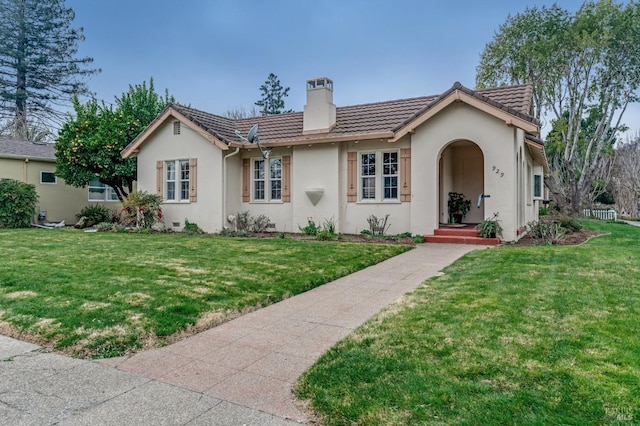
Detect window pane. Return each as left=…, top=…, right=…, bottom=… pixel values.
left=361, top=153, right=375, bottom=176
left=534, top=175, right=542, bottom=198
left=167, top=182, right=175, bottom=200
left=180, top=181, right=189, bottom=200
left=384, top=176, right=398, bottom=199
left=41, top=171, right=56, bottom=184
left=271, top=180, right=281, bottom=200
left=180, top=160, right=190, bottom=180
left=362, top=176, right=376, bottom=199
left=166, top=162, right=175, bottom=180
left=254, top=160, right=264, bottom=179
left=383, top=152, right=398, bottom=175
left=254, top=180, right=265, bottom=200
left=88, top=187, right=106, bottom=201
left=270, top=158, right=281, bottom=179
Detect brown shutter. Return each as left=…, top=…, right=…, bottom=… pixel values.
left=400, top=148, right=411, bottom=202
left=156, top=160, right=163, bottom=197
left=242, top=158, right=250, bottom=202
left=347, top=151, right=357, bottom=202
left=282, top=155, right=291, bottom=202
left=189, top=158, right=197, bottom=202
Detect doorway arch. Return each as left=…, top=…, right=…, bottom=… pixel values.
left=438, top=140, right=485, bottom=224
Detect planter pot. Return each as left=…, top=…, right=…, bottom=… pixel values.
left=452, top=213, right=463, bottom=224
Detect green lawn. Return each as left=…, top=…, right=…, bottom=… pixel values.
left=0, top=229, right=410, bottom=358
left=297, top=220, right=640, bottom=425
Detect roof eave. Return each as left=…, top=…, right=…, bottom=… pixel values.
left=121, top=106, right=228, bottom=158
left=0, top=153, right=55, bottom=162
left=389, top=88, right=539, bottom=142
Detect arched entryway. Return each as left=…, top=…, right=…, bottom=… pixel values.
left=438, top=140, right=485, bottom=225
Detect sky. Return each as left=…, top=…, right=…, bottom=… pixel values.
left=65, top=0, right=639, bottom=137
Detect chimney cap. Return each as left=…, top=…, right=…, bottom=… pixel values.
left=307, top=77, right=333, bottom=91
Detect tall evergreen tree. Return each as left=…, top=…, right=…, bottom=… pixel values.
left=0, top=0, right=98, bottom=139
left=255, top=73, right=292, bottom=115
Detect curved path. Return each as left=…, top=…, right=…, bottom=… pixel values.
left=0, top=243, right=481, bottom=425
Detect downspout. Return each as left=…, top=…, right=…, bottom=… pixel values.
left=222, top=146, right=241, bottom=230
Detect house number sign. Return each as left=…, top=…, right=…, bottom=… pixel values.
left=492, top=165, right=504, bottom=178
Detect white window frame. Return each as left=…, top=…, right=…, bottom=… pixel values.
left=40, top=171, right=57, bottom=185
left=359, top=150, right=400, bottom=202
left=533, top=173, right=544, bottom=200
left=88, top=177, right=118, bottom=202
left=165, top=160, right=189, bottom=202
left=252, top=157, right=282, bottom=202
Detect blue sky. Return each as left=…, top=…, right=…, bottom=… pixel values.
left=66, top=0, right=639, bottom=136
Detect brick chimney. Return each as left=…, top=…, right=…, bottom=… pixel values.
left=303, top=77, right=336, bottom=135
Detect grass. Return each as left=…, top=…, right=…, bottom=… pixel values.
left=297, top=220, right=640, bottom=425
left=0, top=229, right=410, bottom=358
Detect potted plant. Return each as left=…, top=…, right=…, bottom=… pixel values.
left=476, top=212, right=503, bottom=238
left=448, top=192, right=471, bottom=224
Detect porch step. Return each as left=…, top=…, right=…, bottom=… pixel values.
left=426, top=226, right=500, bottom=245
left=434, top=228, right=479, bottom=237
left=424, top=235, right=500, bottom=245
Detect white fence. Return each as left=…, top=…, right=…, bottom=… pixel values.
left=583, top=208, right=617, bottom=221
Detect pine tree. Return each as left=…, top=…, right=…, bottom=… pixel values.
left=0, top=0, right=98, bottom=139
left=255, top=73, right=292, bottom=115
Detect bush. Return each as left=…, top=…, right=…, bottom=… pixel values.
left=557, top=215, right=582, bottom=232
left=223, top=211, right=272, bottom=236
left=121, top=191, right=162, bottom=229
left=367, top=214, right=390, bottom=236
left=77, top=204, right=110, bottom=227
left=300, top=218, right=320, bottom=236
left=528, top=219, right=565, bottom=245
left=0, top=178, right=38, bottom=228
left=183, top=219, right=204, bottom=235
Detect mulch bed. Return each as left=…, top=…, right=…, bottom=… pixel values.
left=512, top=229, right=606, bottom=246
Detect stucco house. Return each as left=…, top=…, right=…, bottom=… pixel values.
left=0, top=137, right=99, bottom=224
left=122, top=78, right=547, bottom=242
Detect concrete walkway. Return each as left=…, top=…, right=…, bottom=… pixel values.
left=0, top=243, right=481, bottom=425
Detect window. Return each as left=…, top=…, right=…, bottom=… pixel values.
left=361, top=153, right=376, bottom=199
left=40, top=171, right=57, bottom=184
left=88, top=177, right=118, bottom=201
left=534, top=174, right=543, bottom=199
left=359, top=151, right=399, bottom=201
left=253, top=157, right=282, bottom=201
left=173, top=121, right=181, bottom=135
left=382, top=152, right=398, bottom=199
left=165, top=160, right=189, bottom=201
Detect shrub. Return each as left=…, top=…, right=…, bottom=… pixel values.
left=528, top=219, right=565, bottom=245
left=224, top=211, right=272, bottom=236
left=300, top=218, right=320, bottom=236
left=121, top=191, right=162, bottom=229
left=96, top=222, right=128, bottom=233
left=183, top=219, right=204, bottom=235
left=0, top=178, right=38, bottom=228
left=557, top=215, right=582, bottom=233
left=250, top=214, right=271, bottom=233
left=77, top=204, right=110, bottom=227
left=413, top=235, right=425, bottom=244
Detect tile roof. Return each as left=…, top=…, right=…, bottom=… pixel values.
left=0, top=137, right=55, bottom=160
left=126, top=81, right=537, bottom=154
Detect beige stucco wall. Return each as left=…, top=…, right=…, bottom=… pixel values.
left=0, top=157, right=91, bottom=224
left=411, top=102, right=536, bottom=241
left=136, top=119, right=225, bottom=232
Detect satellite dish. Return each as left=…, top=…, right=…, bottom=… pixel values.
left=247, top=124, right=259, bottom=143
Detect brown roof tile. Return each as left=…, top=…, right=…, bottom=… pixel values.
left=0, top=137, right=55, bottom=160
left=154, top=82, right=536, bottom=148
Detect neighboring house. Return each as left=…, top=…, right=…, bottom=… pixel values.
left=0, top=137, right=104, bottom=224
left=122, top=78, right=548, bottom=242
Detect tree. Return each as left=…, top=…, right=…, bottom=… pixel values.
left=476, top=0, right=640, bottom=214
left=255, top=73, right=292, bottom=115
left=611, top=134, right=640, bottom=217
left=55, top=79, right=173, bottom=201
left=223, top=105, right=259, bottom=119
left=0, top=0, right=98, bottom=138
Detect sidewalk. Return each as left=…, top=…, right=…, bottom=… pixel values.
left=0, top=243, right=481, bottom=425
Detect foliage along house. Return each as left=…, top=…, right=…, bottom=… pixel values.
left=0, top=137, right=94, bottom=224
left=122, top=78, right=548, bottom=242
